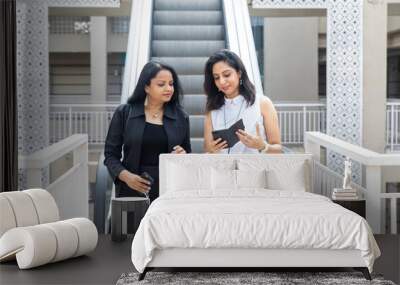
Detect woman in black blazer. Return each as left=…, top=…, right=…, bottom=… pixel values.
left=104, top=61, right=191, bottom=202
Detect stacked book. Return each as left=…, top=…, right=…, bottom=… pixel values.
left=332, top=188, right=359, bottom=200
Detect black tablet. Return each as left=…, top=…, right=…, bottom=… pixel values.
left=212, top=119, right=245, bottom=148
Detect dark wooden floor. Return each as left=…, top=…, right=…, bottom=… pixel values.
left=0, top=235, right=134, bottom=285
left=0, top=235, right=398, bottom=285
left=374, top=235, right=400, bottom=284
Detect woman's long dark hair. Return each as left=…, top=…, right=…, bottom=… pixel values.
left=127, top=61, right=183, bottom=106
left=204, top=49, right=256, bottom=112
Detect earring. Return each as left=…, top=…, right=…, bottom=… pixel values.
left=240, top=79, right=243, bottom=85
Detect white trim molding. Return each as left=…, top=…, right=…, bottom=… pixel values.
left=305, top=132, right=400, bottom=234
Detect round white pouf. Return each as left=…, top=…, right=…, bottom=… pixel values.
left=0, top=196, right=17, bottom=237
left=0, top=226, right=57, bottom=269
left=0, top=218, right=98, bottom=269
left=24, top=189, right=59, bottom=223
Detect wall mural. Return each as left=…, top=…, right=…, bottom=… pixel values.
left=253, top=0, right=363, bottom=182
left=16, top=0, right=363, bottom=187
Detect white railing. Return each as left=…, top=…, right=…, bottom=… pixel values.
left=387, top=101, right=400, bottom=152
left=305, top=131, right=400, bottom=234
left=275, top=101, right=400, bottom=149
left=50, top=104, right=118, bottom=145
left=312, top=159, right=366, bottom=199
left=275, top=103, right=327, bottom=145
left=19, top=134, right=89, bottom=219
left=50, top=102, right=327, bottom=145
left=49, top=102, right=399, bottom=152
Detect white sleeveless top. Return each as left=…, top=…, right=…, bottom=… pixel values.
left=211, top=94, right=267, bottom=154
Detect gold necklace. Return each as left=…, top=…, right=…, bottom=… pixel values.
left=146, top=106, right=163, bottom=119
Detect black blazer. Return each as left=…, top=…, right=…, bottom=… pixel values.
left=104, top=102, right=191, bottom=191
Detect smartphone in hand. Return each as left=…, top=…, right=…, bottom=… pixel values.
left=140, top=172, right=154, bottom=203
left=140, top=172, right=154, bottom=185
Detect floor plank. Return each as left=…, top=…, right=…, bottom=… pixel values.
left=374, top=234, right=400, bottom=284
left=0, top=234, right=398, bottom=285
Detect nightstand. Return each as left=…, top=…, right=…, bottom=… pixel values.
left=332, top=199, right=366, bottom=218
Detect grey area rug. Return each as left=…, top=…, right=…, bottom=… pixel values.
left=116, top=271, right=396, bottom=285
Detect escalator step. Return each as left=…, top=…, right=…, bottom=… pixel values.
left=153, top=25, right=224, bottom=41
left=189, top=115, right=205, bottom=138
left=152, top=40, right=225, bottom=57
left=153, top=11, right=223, bottom=25
left=151, top=57, right=208, bottom=75
left=181, top=94, right=207, bottom=115
left=154, top=0, right=221, bottom=11
left=190, top=137, right=205, bottom=153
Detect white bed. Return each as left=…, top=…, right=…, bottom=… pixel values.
left=131, top=154, right=380, bottom=280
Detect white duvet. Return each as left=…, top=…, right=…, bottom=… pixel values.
left=131, top=190, right=380, bottom=273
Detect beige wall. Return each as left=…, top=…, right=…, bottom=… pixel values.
left=388, top=16, right=400, bottom=31
left=362, top=1, right=388, bottom=153
left=263, top=18, right=319, bottom=102
left=107, top=23, right=128, bottom=52
left=90, top=16, right=107, bottom=103
left=49, top=34, right=128, bottom=53
left=49, top=34, right=90, bottom=52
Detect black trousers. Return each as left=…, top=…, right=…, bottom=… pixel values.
left=115, top=165, right=159, bottom=233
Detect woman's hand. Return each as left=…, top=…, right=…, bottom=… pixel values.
left=171, top=145, right=186, bottom=154
left=207, top=138, right=228, bottom=153
left=203, top=112, right=228, bottom=153
left=236, top=123, right=265, bottom=150
left=118, top=170, right=151, bottom=193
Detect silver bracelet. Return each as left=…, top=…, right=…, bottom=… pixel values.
left=258, top=141, right=269, bottom=153
left=143, top=191, right=150, bottom=205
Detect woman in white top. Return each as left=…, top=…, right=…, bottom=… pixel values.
left=203, top=50, right=282, bottom=154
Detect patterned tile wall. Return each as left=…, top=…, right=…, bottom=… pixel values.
left=16, top=0, right=50, bottom=189
left=253, top=0, right=363, bottom=182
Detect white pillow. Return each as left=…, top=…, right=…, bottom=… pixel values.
left=211, top=169, right=268, bottom=191
left=237, top=158, right=310, bottom=192
left=166, top=160, right=236, bottom=192
left=167, top=163, right=211, bottom=191
left=211, top=168, right=236, bottom=190
left=236, top=169, right=268, bottom=189
left=267, top=167, right=306, bottom=191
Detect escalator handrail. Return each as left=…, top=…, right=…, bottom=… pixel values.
left=121, top=0, right=154, bottom=103
left=94, top=153, right=113, bottom=233
left=222, top=0, right=263, bottom=95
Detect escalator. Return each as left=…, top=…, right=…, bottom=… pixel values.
left=151, top=0, right=226, bottom=153
left=95, top=0, right=262, bottom=231
left=121, top=0, right=262, bottom=152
